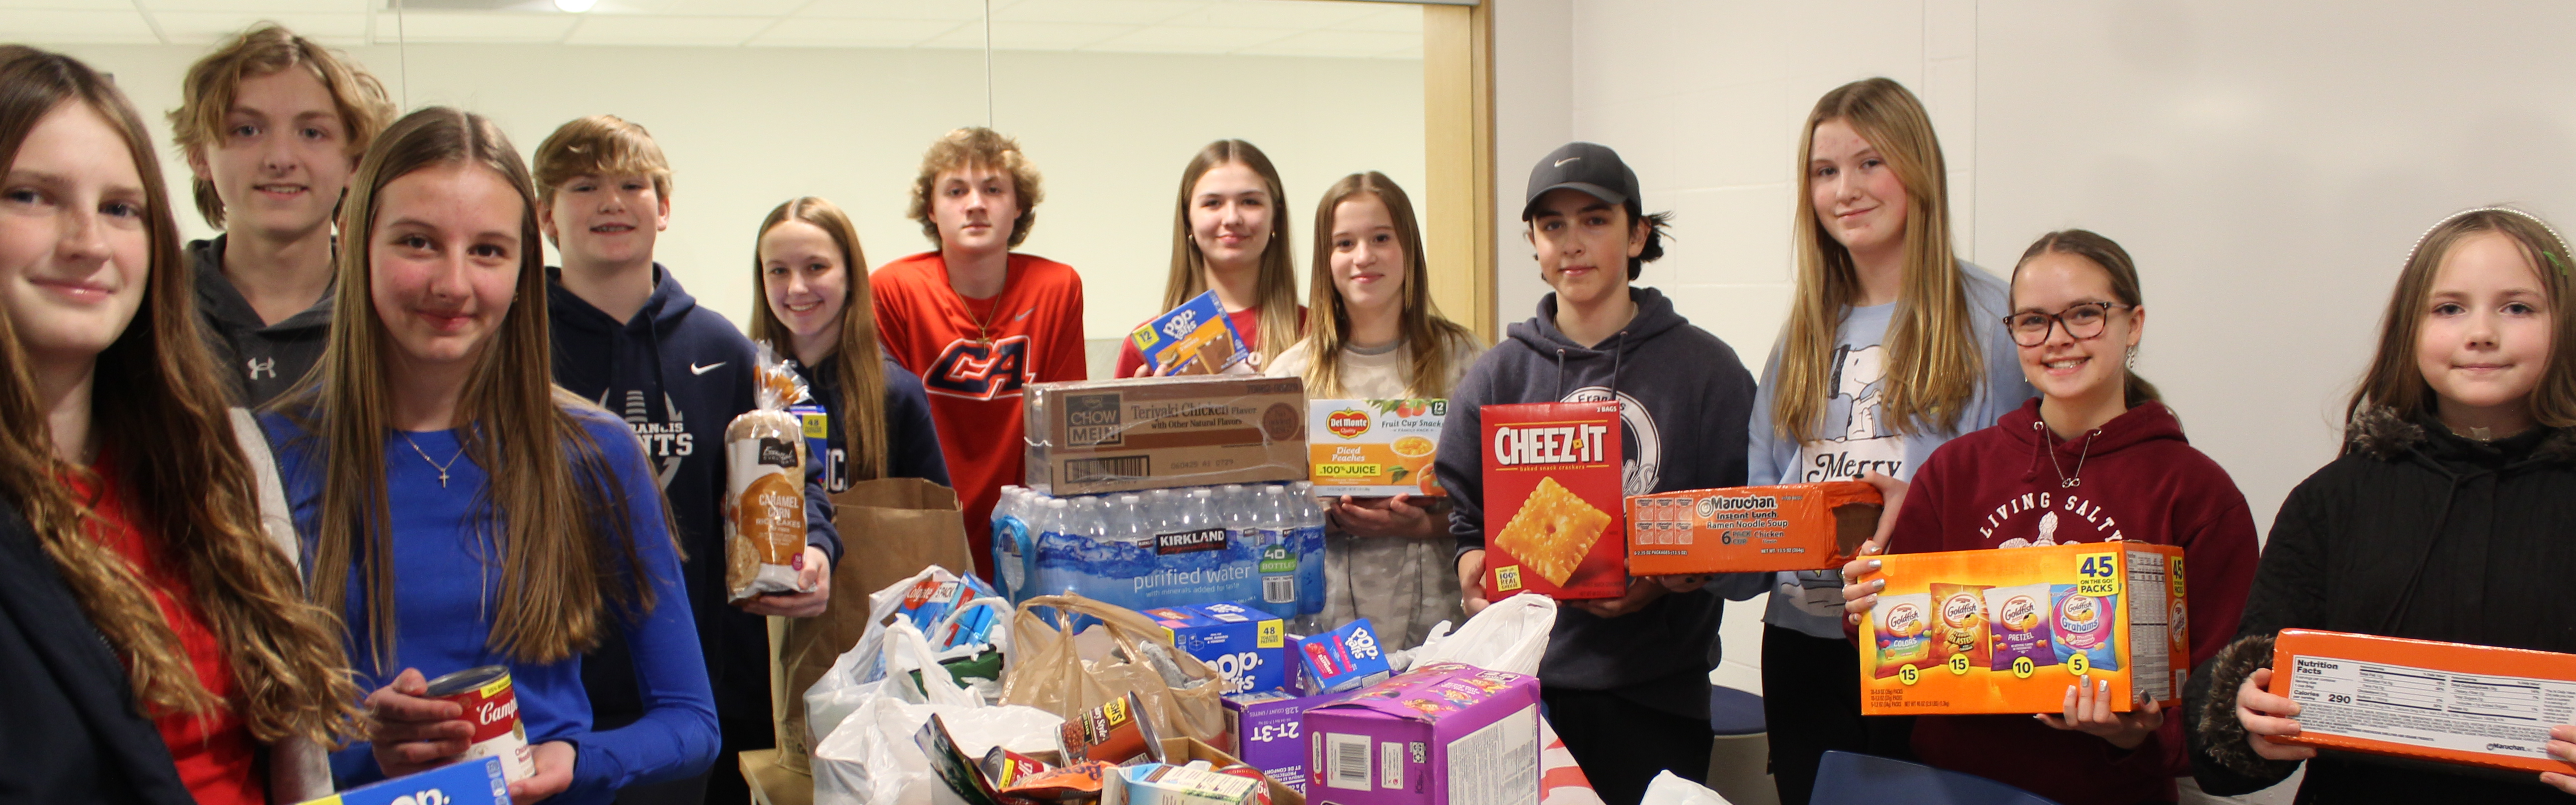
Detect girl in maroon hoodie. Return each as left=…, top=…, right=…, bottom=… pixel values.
left=1840, top=230, right=2260, bottom=805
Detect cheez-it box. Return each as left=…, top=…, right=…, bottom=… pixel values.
left=1626, top=482, right=1883, bottom=575
left=2267, top=629, right=2576, bottom=775
left=1480, top=402, right=1625, bottom=600
left=1859, top=542, right=2187, bottom=716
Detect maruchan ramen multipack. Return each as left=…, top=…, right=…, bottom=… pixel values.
left=1307, top=399, right=1449, bottom=498
left=1859, top=543, right=2187, bottom=715
left=2267, top=629, right=2576, bottom=775
left=1130, top=290, right=1252, bottom=376
left=1625, top=481, right=1881, bottom=575
left=1024, top=376, right=1308, bottom=495
left=1478, top=402, right=1626, bottom=600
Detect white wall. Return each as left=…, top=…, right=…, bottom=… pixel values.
left=57, top=41, right=1423, bottom=344
left=1493, top=0, right=2576, bottom=723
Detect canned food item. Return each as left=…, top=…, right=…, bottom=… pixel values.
left=424, top=665, right=537, bottom=783
left=1059, top=691, right=1164, bottom=764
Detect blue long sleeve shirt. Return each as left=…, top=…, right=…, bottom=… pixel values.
left=264, top=408, right=720, bottom=802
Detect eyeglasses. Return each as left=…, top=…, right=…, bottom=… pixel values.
left=2003, top=302, right=2131, bottom=347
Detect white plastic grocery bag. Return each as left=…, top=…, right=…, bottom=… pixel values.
left=809, top=696, right=1062, bottom=805
left=1410, top=593, right=1558, bottom=676
left=1639, top=771, right=1733, bottom=805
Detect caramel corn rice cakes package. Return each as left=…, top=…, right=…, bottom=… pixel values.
left=1860, top=543, right=2187, bottom=715
left=1479, top=402, right=1625, bottom=600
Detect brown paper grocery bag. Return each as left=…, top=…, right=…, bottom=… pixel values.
left=1000, top=593, right=1230, bottom=747
left=768, top=477, right=970, bottom=775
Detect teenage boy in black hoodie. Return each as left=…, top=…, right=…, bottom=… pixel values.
left=1434, top=142, right=1766, bottom=805
left=168, top=23, right=394, bottom=405
left=533, top=115, right=838, bottom=805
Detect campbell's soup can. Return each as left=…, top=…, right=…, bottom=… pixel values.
left=424, top=665, right=536, bottom=782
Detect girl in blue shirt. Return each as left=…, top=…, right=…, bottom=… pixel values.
left=264, top=106, right=716, bottom=803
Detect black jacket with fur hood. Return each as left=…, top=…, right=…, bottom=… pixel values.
left=2187, top=407, right=2576, bottom=802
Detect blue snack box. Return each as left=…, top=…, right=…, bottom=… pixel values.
left=1128, top=290, right=1249, bottom=375
left=1288, top=618, right=1392, bottom=695
left=299, top=756, right=508, bottom=805
left=1145, top=601, right=1286, bottom=696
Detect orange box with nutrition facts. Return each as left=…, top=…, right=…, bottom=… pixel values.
left=2266, top=629, right=2576, bottom=774
left=1858, top=543, right=2187, bottom=716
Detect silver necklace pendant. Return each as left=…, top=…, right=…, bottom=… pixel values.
left=2061, top=478, right=2080, bottom=488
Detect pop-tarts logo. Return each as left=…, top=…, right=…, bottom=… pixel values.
left=1157, top=603, right=1286, bottom=696
left=304, top=755, right=507, bottom=805
left=1162, top=309, right=1202, bottom=339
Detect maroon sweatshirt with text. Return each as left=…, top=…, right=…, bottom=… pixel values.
left=1883, top=398, right=2259, bottom=805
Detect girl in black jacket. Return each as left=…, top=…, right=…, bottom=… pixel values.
left=2188, top=207, right=2576, bottom=802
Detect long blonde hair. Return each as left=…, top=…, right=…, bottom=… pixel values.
left=286, top=107, right=664, bottom=669
left=1166, top=140, right=1300, bottom=366
left=1299, top=172, right=1476, bottom=398
left=2349, top=207, right=2576, bottom=432
left=749, top=196, right=889, bottom=483
left=0, top=46, right=362, bottom=745
left=1774, top=78, right=1983, bottom=442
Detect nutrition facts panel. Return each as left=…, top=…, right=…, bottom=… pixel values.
left=2126, top=552, right=2172, bottom=700
left=2285, top=654, right=2576, bottom=758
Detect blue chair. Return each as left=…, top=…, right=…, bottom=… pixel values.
left=1707, top=685, right=1766, bottom=736
left=1807, top=750, right=2063, bottom=805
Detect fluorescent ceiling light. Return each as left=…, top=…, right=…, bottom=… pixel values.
left=556, top=0, right=597, bottom=11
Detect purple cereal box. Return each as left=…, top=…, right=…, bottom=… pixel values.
left=1224, top=690, right=1335, bottom=793
left=1299, top=662, right=1542, bottom=805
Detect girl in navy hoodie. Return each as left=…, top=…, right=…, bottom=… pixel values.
left=750, top=196, right=949, bottom=491
left=1433, top=142, right=1761, bottom=805
left=1841, top=230, right=2259, bottom=805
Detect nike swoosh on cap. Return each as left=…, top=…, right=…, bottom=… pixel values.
left=1554, top=157, right=1582, bottom=166
left=690, top=362, right=725, bottom=375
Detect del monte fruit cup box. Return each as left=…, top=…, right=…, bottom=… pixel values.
left=1626, top=481, right=1882, bottom=575
left=1859, top=542, right=2187, bottom=716
left=1479, top=402, right=1626, bottom=600
left=2267, top=629, right=2576, bottom=775
left=1308, top=399, right=1449, bottom=498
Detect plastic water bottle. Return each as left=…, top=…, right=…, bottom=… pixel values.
left=1249, top=485, right=1299, bottom=619
left=1288, top=482, right=1329, bottom=619
left=1110, top=494, right=1151, bottom=548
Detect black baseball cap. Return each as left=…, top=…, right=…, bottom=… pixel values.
left=1522, top=142, right=1640, bottom=221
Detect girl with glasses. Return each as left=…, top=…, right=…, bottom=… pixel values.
left=1841, top=229, right=2258, bottom=805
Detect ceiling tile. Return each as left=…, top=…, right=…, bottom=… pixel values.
left=153, top=10, right=368, bottom=43
left=563, top=13, right=772, bottom=45
left=0, top=8, right=158, bottom=41
left=991, top=0, right=1196, bottom=26
left=1157, top=0, right=1377, bottom=30
left=375, top=9, right=576, bottom=41
left=0, top=0, right=126, bottom=9
left=1328, top=5, right=1418, bottom=33
left=918, top=19, right=1133, bottom=51
left=1234, top=27, right=1413, bottom=55
left=794, top=0, right=984, bottom=22
left=1080, top=23, right=1287, bottom=54
left=588, top=0, right=803, bottom=16
left=745, top=17, right=965, bottom=48
left=138, top=0, right=359, bottom=12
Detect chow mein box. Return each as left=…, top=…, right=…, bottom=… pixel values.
left=2266, top=629, right=2576, bottom=774
left=1307, top=399, right=1449, bottom=498
left=1858, top=542, right=2187, bottom=716
left=1024, top=375, right=1308, bottom=495
left=1625, top=481, right=1882, bottom=575
left=1301, top=662, right=1542, bottom=805
left=1479, top=402, right=1625, bottom=600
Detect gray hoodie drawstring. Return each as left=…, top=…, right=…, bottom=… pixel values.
left=1553, top=348, right=1567, bottom=400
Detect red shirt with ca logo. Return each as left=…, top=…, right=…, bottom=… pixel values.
left=871, top=251, right=1087, bottom=576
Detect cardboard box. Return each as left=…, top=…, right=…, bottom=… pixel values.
left=1148, top=602, right=1288, bottom=696
left=1289, top=620, right=1392, bottom=695
left=1625, top=482, right=1882, bottom=575
left=2267, top=629, right=2576, bottom=774
left=1858, top=543, right=2187, bottom=716
left=1160, top=737, right=1308, bottom=805
left=1301, top=662, right=1544, bottom=805
left=1130, top=291, right=1252, bottom=376
left=1024, top=376, right=1308, bottom=495
left=1308, top=399, right=1449, bottom=497
left=1479, top=402, right=1626, bottom=600
left=298, top=757, right=508, bottom=805
left=1225, top=691, right=1338, bottom=793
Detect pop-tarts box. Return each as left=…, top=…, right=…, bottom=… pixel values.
left=1288, top=619, right=1392, bottom=696
left=1301, top=662, right=1543, bottom=805
left=1225, top=690, right=1337, bottom=793
left=1147, top=601, right=1287, bottom=696
left=1129, top=290, right=1250, bottom=375
left=299, top=756, right=508, bottom=805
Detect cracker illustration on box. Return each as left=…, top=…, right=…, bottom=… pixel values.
left=1858, top=542, right=2186, bottom=715
left=1479, top=402, right=1626, bottom=599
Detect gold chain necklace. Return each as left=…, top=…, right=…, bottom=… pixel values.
left=401, top=433, right=466, bottom=488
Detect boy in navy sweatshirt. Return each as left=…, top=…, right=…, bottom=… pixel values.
left=535, top=115, right=838, bottom=805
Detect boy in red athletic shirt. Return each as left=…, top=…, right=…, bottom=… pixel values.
left=872, top=127, right=1086, bottom=578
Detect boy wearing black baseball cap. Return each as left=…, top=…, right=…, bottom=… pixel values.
left=1431, top=143, right=1766, bottom=805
